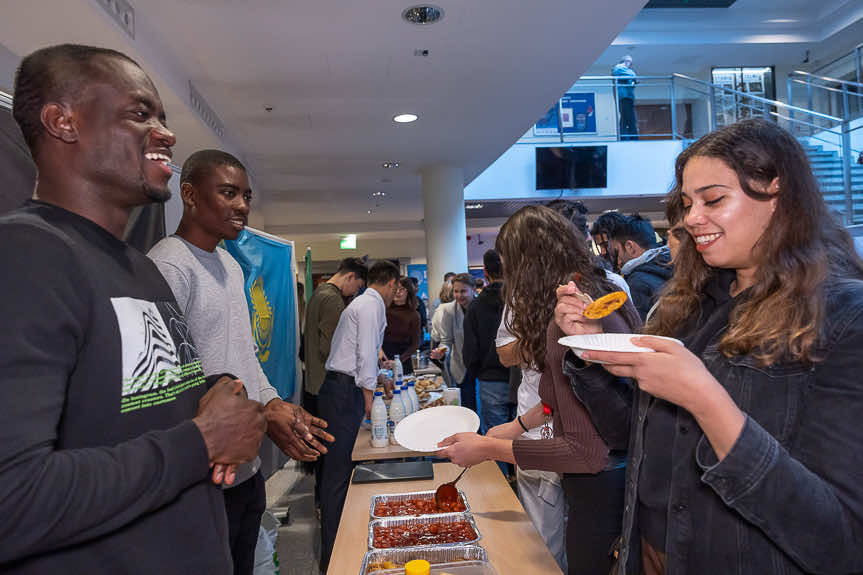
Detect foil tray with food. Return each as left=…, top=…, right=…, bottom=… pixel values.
left=359, top=544, right=489, bottom=575
left=370, top=490, right=471, bottom=520
left=368, top=513, right=481, bottom=550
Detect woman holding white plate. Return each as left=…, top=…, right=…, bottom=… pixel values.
left=555, top=118, right=863, bottom=574
left=438, top=205, right=641, bottom=575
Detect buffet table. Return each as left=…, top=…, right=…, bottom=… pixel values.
left=351, top=428, right=428, bottom=462
left=328, top=460, right=563, bottom=575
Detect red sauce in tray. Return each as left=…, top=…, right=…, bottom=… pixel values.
left=374, top=498, right=467, bottom=517
left=373, top=521, right=475, bottom=548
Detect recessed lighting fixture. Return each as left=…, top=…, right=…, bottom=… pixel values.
left=763, top=18, right=797, bottom=23
left=382, top=162, right=400, bottom=168
left=393, top=114, right=418, bottom=124
left=402, top=5, right=444, bottom=25
left=465, top=203, right=484, bottom=210
left=367, top=209, right=374, bottom=215
left=372, top=191, right=386, bottom=197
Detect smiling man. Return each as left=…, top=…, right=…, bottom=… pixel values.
left=148, top=150, right=334, bottom=575
left=0, top=45, right=268, bottom=574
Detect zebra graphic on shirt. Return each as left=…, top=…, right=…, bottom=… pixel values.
left=111, top=297, right=205, bottom=412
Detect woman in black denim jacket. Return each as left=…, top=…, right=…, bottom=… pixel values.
left=555, top=118, right=863, bottom=574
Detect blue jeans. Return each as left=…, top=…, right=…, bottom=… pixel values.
left=478, top=379, right=515, bottom=475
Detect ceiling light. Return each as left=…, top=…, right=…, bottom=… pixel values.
left=465, top=203, right=484, bottom=210
left=372, top=191, right=386, bottom=197
left=763, top=18, right=797, bottom=23
left=382, top=162, right=400, bottom=168
left=393, top=114, right=418, bottom=123
left=402, top=5, right=444, bottom=25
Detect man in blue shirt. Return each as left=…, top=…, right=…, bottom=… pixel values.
left=613, top=55, right=639, bottom=140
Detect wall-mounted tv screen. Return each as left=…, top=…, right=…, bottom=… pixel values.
left=536, top=146, right=607, bottom=190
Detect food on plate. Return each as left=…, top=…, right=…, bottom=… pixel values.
left=414, top=379, right=440, bottom=393
left=583, top=291, right=628, bottom=320
left=374, top=496, right=466, bottom=517
left=422, top=397, right=445, bottom=410
left=366, top=560, right=398, bottom=571
left=373, top=520, right=475, bottom=548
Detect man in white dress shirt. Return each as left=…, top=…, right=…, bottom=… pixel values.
left=317, top=260, right=400, bottom=572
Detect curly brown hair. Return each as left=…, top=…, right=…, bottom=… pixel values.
left=647, top=118, right=863, bottom=365
left=495, top=205, right=619, bottom=371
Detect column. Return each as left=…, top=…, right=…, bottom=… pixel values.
left=422, top=165, right=468, bottom=303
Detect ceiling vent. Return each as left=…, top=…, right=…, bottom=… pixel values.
left=188, top=82, right=225, bottom=138
left=402, top=5, right=444, bottom=25
left=95, top=0, right=135, bottom=39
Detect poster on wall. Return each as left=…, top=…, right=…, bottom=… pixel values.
left=533, top=103, right=561, bottom=136
left=560, top=93, right=596, bottom=134
left=533, top=93, right=597, bottom=136
left=406, top=264, right=428, bottom=305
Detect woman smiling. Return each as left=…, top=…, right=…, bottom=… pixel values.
left=555, top=118, right=863, bottom=574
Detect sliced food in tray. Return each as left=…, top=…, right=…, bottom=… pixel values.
left=369, top=513, right=481, bottom=550
left=370, top=490, right=469, bottom=519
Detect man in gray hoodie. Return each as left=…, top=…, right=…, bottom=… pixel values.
left=608, top=214, right=672, bottom=320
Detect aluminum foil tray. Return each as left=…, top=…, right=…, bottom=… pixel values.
left=369, top=489, right=471, bottom=520
left=368, top=513, right=481, bottom=550
left=359, top=544, right=488, bottom=575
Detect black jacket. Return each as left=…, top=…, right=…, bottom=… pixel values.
left=566, top=270, right=863, bottom=575
left=621, top=246, right=672, bottom=320
left=462, top=281, right=509, bottom=383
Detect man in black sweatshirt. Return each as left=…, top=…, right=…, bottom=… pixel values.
left=463, top=250, right=514, bottom=470
left=0, top=44, right=266, bottom=574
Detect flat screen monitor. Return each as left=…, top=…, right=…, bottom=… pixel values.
left=536, top=146, right=607, bottom=190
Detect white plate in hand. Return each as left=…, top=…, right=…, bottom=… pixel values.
left=558, top=333, right=683, bottom=364
left=394, top=406, right=480, bottom=452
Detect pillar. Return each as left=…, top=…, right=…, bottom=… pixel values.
left=422, top=165, right=468, bottom=304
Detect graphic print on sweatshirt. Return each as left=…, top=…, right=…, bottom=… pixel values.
left=111, top=297, right=206, bottom=414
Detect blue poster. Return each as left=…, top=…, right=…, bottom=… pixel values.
left=560, top=93, right=596, bottom=133
left=406, top=264, right=428, bottom=303
left=534, top=103, right=561, bottom=136
left=224, top=228, right=299, bottom=401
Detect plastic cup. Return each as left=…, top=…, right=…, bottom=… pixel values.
left=443, top=387, right=461, bottom=406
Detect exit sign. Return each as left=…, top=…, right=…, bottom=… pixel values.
left=340, top=234, right=357, bottom=249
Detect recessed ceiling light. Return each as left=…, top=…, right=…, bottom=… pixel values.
left=372, top=191, right=387, bottom=197
left=763, top=18, right=797, bottom=23
left=393, top=114, right=418, bottom=123
left=382, top=162, right=400, bottom=168
left=402, top=5, right=444, bottom=25
left=465, top=203, right=484, bottom=210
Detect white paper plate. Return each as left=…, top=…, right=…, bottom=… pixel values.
left=558, top=333, right=683, bottom=364
left=394, top=406, right=480, bottom=452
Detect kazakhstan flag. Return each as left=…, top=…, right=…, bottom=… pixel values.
left=224, top=228, right=300, bottom=401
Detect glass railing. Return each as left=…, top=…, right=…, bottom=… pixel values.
left=522, top=74, right=862, bottom=224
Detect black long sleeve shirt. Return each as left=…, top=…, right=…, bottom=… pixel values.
left=0, top=202, right=231, bottom=574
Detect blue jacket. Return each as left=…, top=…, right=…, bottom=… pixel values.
left=613, top=63, right=637, bottom=100
left=565, top=272, right=863, bottom=574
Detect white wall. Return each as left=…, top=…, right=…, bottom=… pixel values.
left=466, top=140, right=683, bottom=202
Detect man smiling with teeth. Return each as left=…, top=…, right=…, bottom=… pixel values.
left=148, top=150, right=334, bottom=575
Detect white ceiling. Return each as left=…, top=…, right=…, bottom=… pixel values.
left=2, top=0, right=862, bottom=259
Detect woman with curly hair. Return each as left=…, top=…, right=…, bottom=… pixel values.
left=439, top=205, right=641, bottom=575
left=556, top=118, right=863, bottom=574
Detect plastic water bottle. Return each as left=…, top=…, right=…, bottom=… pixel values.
left=393, top=356, right=404, bottom=381
left=389, top=389, right=406, bottom=445
left=399, top=383, right=412, bottom=415
left=370, top=391, right=389, bottom=447
left=407, top=381, right=420, bottom=412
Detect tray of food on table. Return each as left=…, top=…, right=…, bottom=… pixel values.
left=369, top=513, right=481, bottom=550
left=370, top=489, right=470, bottom=519
left=360, top=545, right=492, bottom=575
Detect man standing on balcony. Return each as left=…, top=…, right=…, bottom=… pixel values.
left=613, top=54, right=639, bottom=141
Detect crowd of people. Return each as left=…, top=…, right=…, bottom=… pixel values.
left=2, top=42, right=863, bottom=575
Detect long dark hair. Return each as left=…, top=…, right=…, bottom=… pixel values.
left=647, top=118, right=863, bottom=364
left=496, top=206, right=618, bottom=371
left=394, top=276, right=418, bottom=310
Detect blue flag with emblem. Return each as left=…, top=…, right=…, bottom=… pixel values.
left=223, top=227, right=300, bottom=401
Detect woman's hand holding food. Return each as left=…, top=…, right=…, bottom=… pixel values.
left=583, top=336, right=745, bottom=460
left=554, top=282, right=603, bottom=336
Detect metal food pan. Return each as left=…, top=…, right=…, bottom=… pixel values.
left=369, top=489, right=471, bottom=520
left=368, top=513, right=481, bottom=550
left=359, top=544, right=488, bottom=575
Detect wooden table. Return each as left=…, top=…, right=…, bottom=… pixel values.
left=327, top=460, right=563, bottom=575
left=351, top=427, right=428, bottom=462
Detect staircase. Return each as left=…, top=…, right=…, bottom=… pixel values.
left=801, top=143, right=863, bottom=223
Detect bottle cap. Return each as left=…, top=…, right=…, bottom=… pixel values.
left=404, top=559, right=431, bottom=575
left=374, top=391, right=383, bottom=396
left=393, top=389, right=401, bottom=394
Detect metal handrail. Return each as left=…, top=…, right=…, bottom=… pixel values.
left=811, top=41, right=863, bottom=80
left=671, top=73, right=843, bottom=123
left=789, top=70, right=863, bottom=90
left=0, top=90, right=12, bottom=111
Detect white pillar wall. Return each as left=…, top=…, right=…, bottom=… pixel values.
left=422, top=165, right=468, bottom=304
